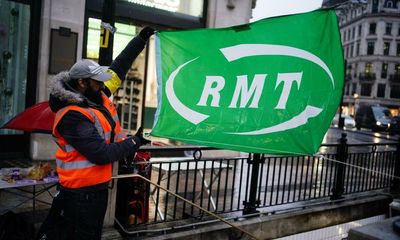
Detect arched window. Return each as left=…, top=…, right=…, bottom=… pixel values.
left=384, top=0, right=394, bottom=8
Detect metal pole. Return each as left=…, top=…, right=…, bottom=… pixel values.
left=140, top=42, right=150, bottom=128
left=391, top=137, right=400, bottom=193
left=331, top=133, right=347, bottom=200
left=98, top=0, right=115, bottom=66
left=338, top=60, right=346, bottom=129
left=243, top=153, right=261, bottom=215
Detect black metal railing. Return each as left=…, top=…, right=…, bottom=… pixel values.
left=115, top=136, right=399, bottom=235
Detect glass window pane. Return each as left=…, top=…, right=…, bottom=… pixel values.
left=381, top=63, right=388, bottom=78
left=369, top=22, right=376, bottom=34
left=86, top=18, right=137, bottom=61
left=367, top=42, right=374, bottom=55
left=0, top=1, right=30, bottom=135
left=377, top=84, right=385, bottom=98
left=86, top=18, right=101, bottom=60
left=386, top=22, right=392, bottom=35
left=360, top=84, right=371, bottom=96
left=384, top=42, right=390, bottom=55
left=391, top=85, right=400, bottom=99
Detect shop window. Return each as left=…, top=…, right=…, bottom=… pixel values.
left=86, top=18, right=136, bottom=60
left=381, top=63, right=388, bottom=78
left=0, top=1, right=30, bottom=135
left=385, top=22, right=392, bottom=35
left=377, top=84, right=386, bottom=98
left=360, top=84, right=372, bottom=96
left=390, top=85, right=400, bottom=99
left=384, top=42, right=390, bottom=55
left=367, top=42, right=375, bottom=55
left=369, top=22, right=376, bottom=35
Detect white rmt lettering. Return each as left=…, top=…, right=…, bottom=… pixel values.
left=229, top=74, right=266, bottom=108
left=274, top=72, right=303, bottom=110
left=197, top=76, right=225, bottom=107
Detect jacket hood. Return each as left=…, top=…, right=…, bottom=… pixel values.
left=48, top=71, right=85, bottom=112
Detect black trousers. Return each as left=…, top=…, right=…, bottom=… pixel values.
left=37, top=187, right=108, bottom=240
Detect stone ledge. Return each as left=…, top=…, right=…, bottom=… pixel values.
left=348, top=216, right=400, bottom=240
left=103, top=193, right=393, bottom=240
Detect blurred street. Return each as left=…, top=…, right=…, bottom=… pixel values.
left=323, top=127, right=398, bottom=145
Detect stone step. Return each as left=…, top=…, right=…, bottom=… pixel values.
left=348, top=216, right=400, bottom=240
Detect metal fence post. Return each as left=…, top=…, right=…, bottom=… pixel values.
left=243, top=153, right=261, bottom=215
left=331, top=133, right=348, bottom=200
left=391, top=137, right=400, bottom=193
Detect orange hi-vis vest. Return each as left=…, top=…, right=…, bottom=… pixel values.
left=52, top=93, right=124, bottom=188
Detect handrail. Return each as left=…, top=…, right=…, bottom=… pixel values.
left=112, top=173, right=260, bottom=240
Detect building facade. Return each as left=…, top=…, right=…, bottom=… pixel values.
left=0, top=0, right=256, bottom=160
left=338, top=0, right=400, bottom=116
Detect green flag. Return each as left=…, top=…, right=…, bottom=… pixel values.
left=151, top=9, right=344, bottom=155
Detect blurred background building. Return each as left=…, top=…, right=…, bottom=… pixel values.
left=0, top=0, right=257, bottom=160
left=337, top=0, right=400, bottom=116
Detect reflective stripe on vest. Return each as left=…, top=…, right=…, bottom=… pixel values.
left=56, top=159, right=95, bottom=170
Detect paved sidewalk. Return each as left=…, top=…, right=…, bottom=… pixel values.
left=349, top=216, right=400, bottom=240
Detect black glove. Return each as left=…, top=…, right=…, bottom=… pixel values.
left=139, top=26, right=155, bottom=41
left=135, top=127, right=151, bottom=145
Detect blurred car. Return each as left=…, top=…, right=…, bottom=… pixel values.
left=389, top=115, right=400, bottom=135
left=332, top=114, right=356, bottom=129
left=355, top=105, right=391, bottom=131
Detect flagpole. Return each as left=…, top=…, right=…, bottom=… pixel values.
left=98, top=0, right=115, bottom=66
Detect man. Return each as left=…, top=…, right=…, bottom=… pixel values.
left=37, top=27, right=154, bottom=240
